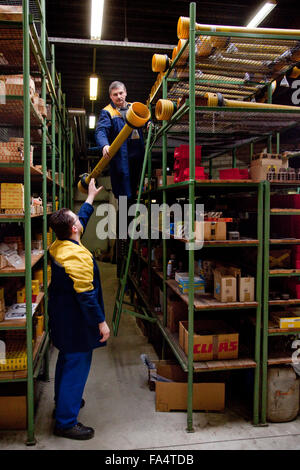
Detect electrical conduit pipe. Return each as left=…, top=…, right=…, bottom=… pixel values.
left=78, top=102, right=150, bottom=193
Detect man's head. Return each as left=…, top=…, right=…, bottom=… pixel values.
left=49, top=208, right=83, bottom=241
left=109, top=81, right=127, bottom=108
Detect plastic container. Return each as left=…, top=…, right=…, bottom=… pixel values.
left=267, top=367, right=299, bottom=422
left=219, top=168, right=249, bottom=180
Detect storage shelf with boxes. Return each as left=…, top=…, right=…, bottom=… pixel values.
left=0, top=1, right=71, bottom=443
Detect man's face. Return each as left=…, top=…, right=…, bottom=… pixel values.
left=70, top=211, right=83, bottom=236
left=110, top=86, right=127, bottom=108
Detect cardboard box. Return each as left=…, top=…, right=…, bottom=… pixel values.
left=151, top=361, right=225, bottom=412
left=179, top=319, right=239, bottom=361
left=167, top=299, right=188, bottom=332
left=157, top=175, right=175, bottom=187
left=0, top=396, right=27, bottom=429
left=0, top=183, right=24, bottom=209
left=0, top=254, right=8, bottom=269
left=271, top=311, right=300, bottom=329
left=238, top=276, right=255, bottom=302
left=213, top=266, right=241, bottom=303
left=0, top=5, right=23, bottom=22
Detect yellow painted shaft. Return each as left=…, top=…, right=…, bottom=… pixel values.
left=78, top=102, right=150, bottom=193
left=178, top=16, right=300, bottom=39
left=155, top=94, right=300, bottom=122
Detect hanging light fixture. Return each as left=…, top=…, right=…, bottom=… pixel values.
left=91, top=0, right=104, bottom=40
left=89, top=114, right=96, bottom=129
left=89, top=74, right=98, bottom=101
left=246, top=1, right=277, bottom=28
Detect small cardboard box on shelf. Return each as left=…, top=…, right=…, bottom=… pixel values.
left=179, top=319, right=239, bottom=361
left=213, top=266, right=241, bottom=303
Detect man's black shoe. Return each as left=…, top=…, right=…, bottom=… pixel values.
left=53, top=422, right=94, bottom=440
left=52, top=399, right=85, bottom=419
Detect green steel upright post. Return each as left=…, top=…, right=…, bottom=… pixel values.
left=276, top=132, right=280, bottom=154
left=51, top=44, right=56, bottom=216
left=232, top=148, right=237, bottom=168
left=162, top=76, right=168, bottom=332
left=70, top=128, right=74, bottom=211
left=58, top=74, right=62, bottom=207
left=253, top=181, right=264, bottom=425
left=267, top=83, right=273, bottom=153
left=41, top=0, right=49, bottom=383
left=60, top=93, right=66, bottom=209
left=23, top=0, right=35, bottom=446
left=187, top=1, right=196, bottom=433
left=261, top=180, right=271, bottom=424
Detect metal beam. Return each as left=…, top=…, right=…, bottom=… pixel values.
left=48, top=37, right=175, bottom=50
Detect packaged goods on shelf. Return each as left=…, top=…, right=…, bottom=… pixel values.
left=33, top=265, right=51, bottom=286
left=250, top=152, right=286, bottom=181
left=4, top=236, right=23, bottom=253
left=0, top=242, right=22, bottom=269
left=32, top=239, right=43, bottom=251
left=16, top=280, right=39, bottom=303
left=0, top=336, right=27, bottom=371
left=167, top=297, right=188, bottom=333
left=0, top=142, right=33, bottom=163
left=0, top=183, right=24, bottom=209
left=0, top=254, right=8, bottom=269
left=179, top=319, right=239, bottom=361
left=4, top=302, right=38, bottom=321
left=157, top=175, right=174, bottom=187
left=269, top=249, right=291, bottom=269
left=270, top=311, right=300, bottom=329
left=175, top=273, right=205, bottom=294
left=0, top=74, right=35, bottom=98
left=213, top=266, right=241, bottom=302
left=238, top=276, right=255, bottom=302
left=149, top=360, right=225, bottom=412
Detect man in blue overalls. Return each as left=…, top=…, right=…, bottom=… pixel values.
left=48, top=178, right=110, bottom=440
left=95, top=80, right=145, bottom=201
left=95, top=81, right=146, bottom=275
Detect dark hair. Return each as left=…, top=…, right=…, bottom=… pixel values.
left=49, top=208, right=75, bottom=240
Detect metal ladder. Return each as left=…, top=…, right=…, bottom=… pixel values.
left=112, top=124, right=157, bottom=335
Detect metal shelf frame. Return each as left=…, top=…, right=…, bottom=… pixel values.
left=0, top=0, right=74, bottom=445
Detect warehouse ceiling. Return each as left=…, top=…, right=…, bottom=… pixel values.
left=45, top=0, right=300, bottom=161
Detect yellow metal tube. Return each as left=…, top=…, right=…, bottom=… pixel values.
left=178, top=16, right=300, bottom=40
left=78, top=102, right=150, bottom=193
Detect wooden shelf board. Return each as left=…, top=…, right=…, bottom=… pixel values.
left=269, top=298, right=300, bottom=306
left=270, top=239, right=300, bottom=245
left=166, top=279, right=258, bottom=310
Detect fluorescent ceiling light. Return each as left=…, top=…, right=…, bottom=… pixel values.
left=89, top=115, right=96, bottom=129
left=89, top=75, right=98, bottom=100
left=246, top=1, right=276, bottom=28
left=91, top=0, right=104, bottom=39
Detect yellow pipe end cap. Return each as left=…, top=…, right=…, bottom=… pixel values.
left=152, top=54, right=169, bottom=73
left=126, top=102, right=151, bottom=128
left=177, top=16, right=190, bottom=39
left=77, top=181, right=88, bottom=194
left=155, top=99, right=175, bottom=121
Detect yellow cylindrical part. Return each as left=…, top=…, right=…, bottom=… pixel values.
left=204, top=91, right=300, bottom=111
left=155, top=99, right=176, bottom=121
left=290, top=66, right=300, bottom=79
left=78, top=102, right=150, bottom=193
left=178, top=16, right=300, bottom=39
left=152, top=54, right=171, bottom=73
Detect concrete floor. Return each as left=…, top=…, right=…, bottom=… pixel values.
left=1, top=261, right=300, bottom=450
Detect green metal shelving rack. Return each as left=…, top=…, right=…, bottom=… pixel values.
left=0, top=0, right=73, bottom=444
left=113, top=2, right=300, bottom=431
left=261, top=180, right=300, bottom=424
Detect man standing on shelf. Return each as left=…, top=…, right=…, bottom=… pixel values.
left=48, top=178, right=110, bottom=441
left=95, top=80, right=146, bottom=202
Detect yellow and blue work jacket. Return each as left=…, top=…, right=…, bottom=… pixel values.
left=48, top=202, right=106, bottom=353
left=95, top=101, right=145, bottom=199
